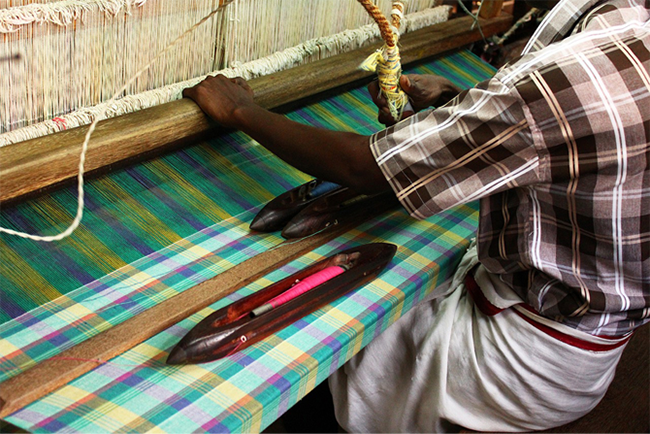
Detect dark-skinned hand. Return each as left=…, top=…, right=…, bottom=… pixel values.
left=368, top=74, right=461, bottom=126
left=183, top=74, right=255, bottom=129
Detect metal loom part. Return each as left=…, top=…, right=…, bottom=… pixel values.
left=166, top=243, right=396, bottom=364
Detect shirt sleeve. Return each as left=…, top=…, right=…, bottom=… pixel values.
left=369, top=75, right=541, bottom=220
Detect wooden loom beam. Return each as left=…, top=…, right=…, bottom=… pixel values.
left=0, top=14, right=512, bottom=204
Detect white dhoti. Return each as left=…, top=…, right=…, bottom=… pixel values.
left=329, top=245, right=630, bottom=433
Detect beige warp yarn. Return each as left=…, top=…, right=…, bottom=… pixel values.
left=0, top=0, right=449, bottom=143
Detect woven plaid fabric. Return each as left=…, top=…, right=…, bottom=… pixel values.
left=0, top=138, right=310, bottom=324
left=371, top=0, right=650, bottom=336
left=1, top=51, right=493, bottom=432
left=0, top=52, right=491, bottom=325
left=3, top=206, right=479, bottom=433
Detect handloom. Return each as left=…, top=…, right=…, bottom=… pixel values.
left=0, top=0, right=445, bottom=137
left=0, top=0, right=504, bottom=430
left=0, top=49, right=496, bottom=432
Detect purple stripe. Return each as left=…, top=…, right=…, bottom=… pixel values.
left=292, top=109, right=327, bottom=128
left=1, top=206, right=38, bottom=234
left=125, top=167, right=206, bottom=232
left=267, top=373, right=292, bottom=393
left=232, top=146, right=297, bottom=193
left=326, top=97, right=375, bottom=126
left=83, top=194, right=153, bottom=256
left=0, top=295, right=24, bottom=321
left=175, top=152, right=256, bottom=211
left=201, top=419, right=229, bottom=432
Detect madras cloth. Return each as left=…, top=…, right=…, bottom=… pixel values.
left=370, top=0, right=650, bottom=336
left=0, top=51, right=494, bottom=433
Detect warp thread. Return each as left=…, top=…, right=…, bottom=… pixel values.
left=0, top=226, right=345, bottom=379
left=0, top=211, right=324, bottom=341
left=456, top=0, right=487, bottom=44
left=0, top=0, right=149, bottom=33
left=0, top=4, right=451, bottom=146
left=0, top=2, right=450, bottom=241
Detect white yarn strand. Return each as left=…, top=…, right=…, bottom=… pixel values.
left=0, top=1, right=149, bottom=33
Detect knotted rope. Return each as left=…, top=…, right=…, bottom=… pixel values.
left=357, top=0, right=409, bottom=122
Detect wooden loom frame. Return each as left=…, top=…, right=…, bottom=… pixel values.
left=0, top=12, right=512, bottom=420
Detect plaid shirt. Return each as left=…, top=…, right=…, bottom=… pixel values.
left=370, top=0, right=650, bottom=336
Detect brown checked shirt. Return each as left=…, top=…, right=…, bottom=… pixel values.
left=370, top=0, right=650, bottom=336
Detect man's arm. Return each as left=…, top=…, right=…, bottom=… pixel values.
left=183, top=75, right=389, bottom=194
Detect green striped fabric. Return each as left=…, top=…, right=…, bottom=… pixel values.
left=0, top=50, right=496, bottom=433
left=0, top=50, right=494, bottom=325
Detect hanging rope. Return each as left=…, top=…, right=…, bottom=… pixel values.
left=357, top=0, right=410, bottom=122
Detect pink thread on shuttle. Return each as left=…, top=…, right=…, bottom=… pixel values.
left=268, top=265, right=345, bottom=308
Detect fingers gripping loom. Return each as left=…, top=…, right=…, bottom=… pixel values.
left=183, top=75, right=255, bottom=129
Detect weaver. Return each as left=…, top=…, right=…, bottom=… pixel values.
left=0, top=1, right=515, bottom=432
